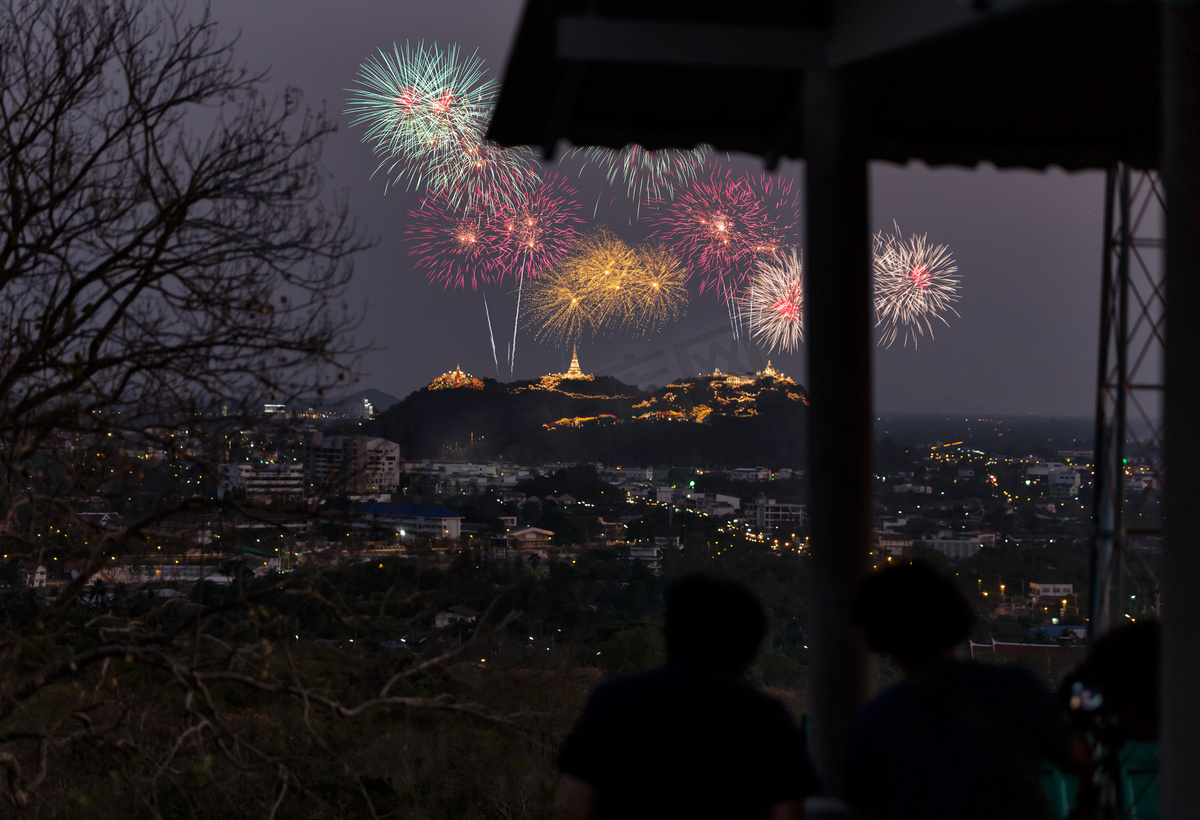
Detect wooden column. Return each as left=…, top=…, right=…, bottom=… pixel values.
left=802, top=66, right=873, bottom=793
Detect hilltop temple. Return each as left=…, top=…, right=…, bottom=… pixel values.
left=562, top=347, right=589, bottom=379
left=709, top=360, right=795, bottom=387
left=427, top=365, right=483, bottom=390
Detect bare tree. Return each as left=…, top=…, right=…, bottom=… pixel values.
left=0, top=2, right=548, bottom=816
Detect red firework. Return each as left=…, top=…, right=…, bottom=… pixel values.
left=648, top=166, right=800, bottom=295
left=747, top=173, right=802, bottom=258
left=405, top=191, right=502, bottom=289
left=909, top=262, right=932, bottom=289
left=491, top=172, right=585, bottom=282
left=772, top=285, right=803, bottom=323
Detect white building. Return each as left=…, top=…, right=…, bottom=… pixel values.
left=353, top=502, right=464, bottom=540
left=219, top=462, right=305, bottom=503
left=306, top=434, right=401, bottom=494
left=597, top=465, right=654, bottom=482
left=1029, top=582, right=1074, bottom=599
left=728, top=467, right=771, bottom=481
left=676, top=490, right=741, bottom=517
left=925, top=536, right=983, bottom=559
left=750, top=495, right=806, bottom=530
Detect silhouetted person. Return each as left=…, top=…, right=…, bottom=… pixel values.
left=1061, top=619, right=1160, bottom=742
left=558, top=573, right=820, bottom=820
left=843, top=561, right=1089, bottom=820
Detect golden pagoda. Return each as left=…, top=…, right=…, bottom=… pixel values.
left=563, top=346, right=588, bottom=379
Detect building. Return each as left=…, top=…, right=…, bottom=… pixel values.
left=1025, top=462, right=1083, bottom=488
left=597, top=465, right=654, bottom=482
left=876, top=534, right=913, bottom=556
left=428, top=365, right=484, bottom=390
left=20, top=564, right=46, bottom=588
left=353, top=502, right=464, bottom=540
left=626, top=543, right=662, bottom=573
left=925, top=535, right=983, bottom=559
left=750, top=495, right=806, bottom=531
left=563, top=348, right=587, bottom=379
left=306, top=434, right=401, bottom=494
left=676, top=489, right=741, bottom=517
left=1029, top=582, right=1074, bottom=600
left=729, top=467, right=771, bottom=482
left=219, top=461, right=305, bottom=503
left=507, top=526, right=554, bottom=550
left=435, top=605, right=479, bottom=629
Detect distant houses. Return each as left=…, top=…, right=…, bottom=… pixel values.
left=353, top=502, right=464, bottom=540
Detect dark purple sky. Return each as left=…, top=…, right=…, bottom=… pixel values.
left=210, top=0, right=1113, bottom=417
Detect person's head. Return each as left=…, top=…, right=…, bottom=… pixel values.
left=852, top=560, right=975, bottom=668
left=664, top=574, right=768, bottom=675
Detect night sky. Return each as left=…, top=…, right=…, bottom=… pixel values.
left=210, top=0, right=1114, bottom=417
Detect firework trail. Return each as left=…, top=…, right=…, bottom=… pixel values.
left=570, top=143, right=712, bottom=210
left=741, top=247, right=804, bottom=353
left=873, top=223, right=960, bottom=348
left=405, top=191, right=502, bottom=289
left=483, top=292, right=499, bottom=374
left=510, top=274, right=523, bottom=375
left=486, top=173, right=583, bottom=371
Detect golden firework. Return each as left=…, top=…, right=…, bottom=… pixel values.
left=524, top=227, right=690, bottom=346
left=563, top=227, right=641, bottom=332
left=628, top=244, right=688, bottom=335
left=522, top=265, right=597, bottom=348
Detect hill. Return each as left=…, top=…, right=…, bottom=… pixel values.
left=374, top=362, right=810, bottom=468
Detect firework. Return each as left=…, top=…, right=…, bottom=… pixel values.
left=648, top=166, right=799, bottom=295
left=492, top=173, right=585, bottom=283
left=349, top=42, right=489, bottom=152
left=628, top=244, right=689, bottom=335
left=873, top=223, right=960, bottom=348
left=404, top=191, right=503, bottom=289
left=346, top=42, right=493, bottom=171
left=570, top=143, right=711, bottom=207
left=747, top=173, right=803, bottom=259
left=554, top=227, right=641, bottom=332
left=741, top=247, right=804, bottom=353
left=346, top=42, right=536, bottom=211
left=523, top=229, right=690, bottom=346
left=522, top=263, right=599, bottom=348
left=424, top=129, right=540, bottom=213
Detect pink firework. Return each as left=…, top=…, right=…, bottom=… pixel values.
left=648, top=166, right=800, bottom=296
left=746, top=173, right=803, bottom=259
left=740, top=247, right=805, bottom=353
left=405, top=192, right=502, bottom=289
left=491, top=172, right=585, bottom=283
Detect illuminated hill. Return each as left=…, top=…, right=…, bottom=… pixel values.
left=374, top=358, right=808, bottom=467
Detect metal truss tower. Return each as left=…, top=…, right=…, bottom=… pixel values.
left=1090, top=165, right=1165, bottom=640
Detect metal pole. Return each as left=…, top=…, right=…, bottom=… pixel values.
left=803, top=66, right=872, bottom=793
left=1113, top=167, right=1131, bottom=621
left=1090, top=168, right=1117, bottom=643
left=1161, top=6, right=1200, bottom=818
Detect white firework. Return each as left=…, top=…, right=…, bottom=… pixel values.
left=873, top=223, right=960, bottom=348
left=740, top=247, right=804, bottom=353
